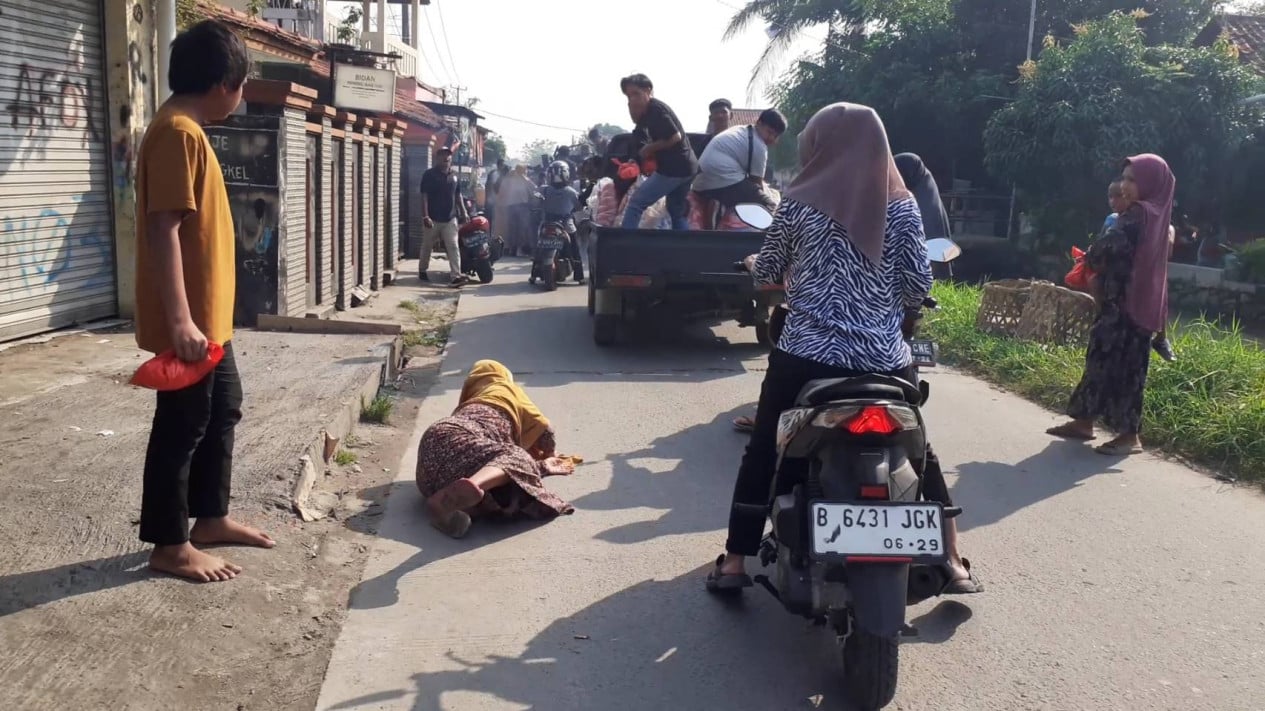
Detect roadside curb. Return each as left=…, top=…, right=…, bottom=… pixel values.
left=293, top=334, right=404, bottom=520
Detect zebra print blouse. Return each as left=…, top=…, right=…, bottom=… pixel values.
left=752, top=197, right=932, bottom=371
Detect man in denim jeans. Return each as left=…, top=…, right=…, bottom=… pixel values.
left=619, top=73, right=698, bottom=230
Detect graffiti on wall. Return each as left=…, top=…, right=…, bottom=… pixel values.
left=112, top=105, right=136, bottom=205
left=4, top=63, right=101, bottom=147
left=0, top=195, right=112, bottom=297
left=205, top=116, right=282, bottom=326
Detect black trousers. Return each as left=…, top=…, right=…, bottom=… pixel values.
left=139, top=341, right=243, bottom=546
left=696, top=180, right=779, bottom=213
left=726, top=348, right=952, bottom=556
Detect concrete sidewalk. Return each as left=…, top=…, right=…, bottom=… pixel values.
left=0, top=323, right=402, bottom=710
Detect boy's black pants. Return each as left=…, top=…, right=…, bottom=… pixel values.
left=139, top=341, right=242, bottom=546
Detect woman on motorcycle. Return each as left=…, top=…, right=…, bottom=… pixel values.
left=706, top=103, right=982, bottom=595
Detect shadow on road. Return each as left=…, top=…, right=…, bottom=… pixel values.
left=949, top=439, right=1125, bottom=532
left=0, top=551, right=151, bottom=618
left=571, top=404, right=752, bottom=546
left=905, top=600, right=973, bottom=645
left=342, top=481, right=553, bottom=612
left=323, top=563, right=872, bottom=711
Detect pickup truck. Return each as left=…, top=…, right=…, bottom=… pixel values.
left=586, top=132, right=783, bottom=347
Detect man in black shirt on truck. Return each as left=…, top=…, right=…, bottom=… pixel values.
left=619, top=73, right=697, bottom=230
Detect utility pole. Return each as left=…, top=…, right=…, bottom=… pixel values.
left=1007, top=0, right=1038, bottom=241
left=450, top=85, right=468, bottom=106
left=1027, top=0, right=1038, bottom=62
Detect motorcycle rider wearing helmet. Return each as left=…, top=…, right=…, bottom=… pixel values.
left=540, top=160, right=586, bottom=284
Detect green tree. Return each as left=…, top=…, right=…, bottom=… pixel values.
left=747, top=0, right=1224, bottom=188
left=984, top=12, right=1260, bottom=247
left=589, top=122, right=627, bottom=137
left=519, top=138, right=557, bottom=165
left=483, top=135, right=507, bottom=166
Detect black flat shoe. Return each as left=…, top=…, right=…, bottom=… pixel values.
left=705, top=554, right=753, bottom=596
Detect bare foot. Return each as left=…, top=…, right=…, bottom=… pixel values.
left=426, top=479, right=486, bottom=539
left=190, top=516, right=276, bottom=548
left=542, top=457, right=575, bottom=476
left=149, top=542, right=242, bottom=583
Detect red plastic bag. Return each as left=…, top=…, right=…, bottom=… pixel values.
left=1064, top=246, right=1097, bottom=292
left=130, top=342, right=224, bottom=391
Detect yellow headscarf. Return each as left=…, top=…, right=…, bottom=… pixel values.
left=457, top=360, right=551, bottom=450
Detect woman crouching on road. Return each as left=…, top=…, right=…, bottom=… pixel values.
left=706, top=103, right=982, bottom=596
left=416, top=360, right=577, bottom=538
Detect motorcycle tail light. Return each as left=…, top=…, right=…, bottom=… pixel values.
left=843, top=406, right=903, bottom=436
left=858, top=485, right=889, bottom=500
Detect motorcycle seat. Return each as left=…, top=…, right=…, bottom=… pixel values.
left=795, top=374, right=922, bottom=407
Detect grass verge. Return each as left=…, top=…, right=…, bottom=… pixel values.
left=401, top=323, right=452, bottom=350
left=925, top=282, right=1265, bottom=483
left=360, top=394, right=394, bottom=424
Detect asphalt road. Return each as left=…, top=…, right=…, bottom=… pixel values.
left=316, top=258, right=1265, bottom=711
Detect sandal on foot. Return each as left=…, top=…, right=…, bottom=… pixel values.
left=1046, top=423, right=1096, bottom=441
left=732, top=416, right=755, bottom=434
left=940, top=557, right=984, bottom=595
left=705, top=554, right=752, bottom=595
left=1095, top=441, right=1143, bottom=456
left=426, top=479, right=486, bottom=539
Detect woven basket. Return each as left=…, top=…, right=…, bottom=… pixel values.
left=976, top=279, right=1037, bottom=337
left=1015, top=281, right=1097, bottom=346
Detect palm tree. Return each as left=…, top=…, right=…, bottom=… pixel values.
left=724, top=0, right=868, bottom=95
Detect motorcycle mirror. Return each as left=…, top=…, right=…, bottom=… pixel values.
left=734, top=203, right=774, bottom=230
left=925, top=237, right=962, bottom=263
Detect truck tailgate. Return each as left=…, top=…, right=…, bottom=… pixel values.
left=592, top=227, right=766, bottom=287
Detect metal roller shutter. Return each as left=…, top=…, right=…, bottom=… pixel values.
left=0, top=0, right=115, bottom=341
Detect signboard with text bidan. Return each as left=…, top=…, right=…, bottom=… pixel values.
left=204, top=115, right=281, bottom=327
left=332, top=63, right=396, bottom=115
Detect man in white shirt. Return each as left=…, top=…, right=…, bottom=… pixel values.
left=692, top=109, right=786, bottom=222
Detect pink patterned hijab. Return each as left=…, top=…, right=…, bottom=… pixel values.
left=1123, top=154, right=1175, bottom=333
left=784, top=103, right=910, bottom=266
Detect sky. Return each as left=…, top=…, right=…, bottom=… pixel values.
left=329, top=0, right=821, bottom=157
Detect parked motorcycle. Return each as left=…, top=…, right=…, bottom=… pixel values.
left=528, top=220, right=577, bottom=291
left=457, top=215, right=502, bottom=284
left=731, top=204, right=963, bottom=710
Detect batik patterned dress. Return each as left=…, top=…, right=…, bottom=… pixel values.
left=1066, top=216, right=1153, bottom=433
left=415, top=403, right=573, bottom=519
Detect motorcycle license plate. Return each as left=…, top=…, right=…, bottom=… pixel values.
left=909, top=339, right=938, bottom=367
left=537, top=237, right=564, bottom=250
left=809, top=502, right=946, bottom=563
left=464, top=233, right=487, bottom=248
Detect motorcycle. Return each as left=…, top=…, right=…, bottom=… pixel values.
left=528, top=220, right=578, bottom=291
left=457, top=214, right=502, bottom=284
left=731, top=204, right=963, bottom=710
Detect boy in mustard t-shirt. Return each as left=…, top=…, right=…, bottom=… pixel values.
left=134, top=20, right=274, bottom=582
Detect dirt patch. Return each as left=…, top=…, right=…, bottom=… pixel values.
left=0, top=292, right=453, bottom=710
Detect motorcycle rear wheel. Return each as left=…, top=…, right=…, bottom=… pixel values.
left=841, top=628, right=899, bottom=710
left=543, top=263, right=558, bottom=291
left=475, top=261, right=494, bottom=284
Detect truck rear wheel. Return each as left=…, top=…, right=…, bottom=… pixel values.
left=594, top=315, right=618, bottom=346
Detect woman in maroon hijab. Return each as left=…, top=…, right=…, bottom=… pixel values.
left=1047, top=154, right=1175, bottom=455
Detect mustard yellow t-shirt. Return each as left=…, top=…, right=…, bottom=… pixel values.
left=134, top=105, right=235, bottom=354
